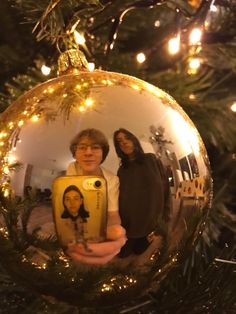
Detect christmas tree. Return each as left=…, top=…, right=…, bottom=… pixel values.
left=0, top=1, right=235, bottom=313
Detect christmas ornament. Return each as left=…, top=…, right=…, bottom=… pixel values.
left=0, top=49, right=212, bottom=309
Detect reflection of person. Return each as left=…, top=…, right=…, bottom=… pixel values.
left=61, top=185, right=89, bottom=244
left=113, top=128, right=170, bottom=258
left=66, top=128, right=126, bottom=264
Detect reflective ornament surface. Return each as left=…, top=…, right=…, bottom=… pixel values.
left=0, top=70, right=212, bottom=308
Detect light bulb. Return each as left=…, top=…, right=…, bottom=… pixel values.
left=210, top=4, right=217, bottom=12
left=168, top=35, right=180, bottom=55
left=136, top=52, right=146, bottom=64
left=231, top=102, right=236, bottom=112
left=41, top=65, right=51, bottom=76
left=88, top=62, right=95, bottom=72
left=189, top=28, right=202, bottom=45
left=74, top=31, right=86, bottom=45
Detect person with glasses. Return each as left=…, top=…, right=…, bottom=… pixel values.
left=66, top=128, right=126, bottom=264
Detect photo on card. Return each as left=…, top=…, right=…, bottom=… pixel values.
left=52, top=176, right=107, bottom=248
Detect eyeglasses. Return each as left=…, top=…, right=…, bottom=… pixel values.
left=76, top=144, right=102, bottom=152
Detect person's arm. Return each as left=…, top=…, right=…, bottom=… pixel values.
left=66, top=225, right=126, bottom=265
left=67, top=227, right=126, bottom=265
left=66, top=172, right=126, bottom=265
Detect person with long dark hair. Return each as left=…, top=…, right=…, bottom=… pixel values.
left=113, top=128, right=170, bottom=257
left=60, top=185, right=89, bottom=246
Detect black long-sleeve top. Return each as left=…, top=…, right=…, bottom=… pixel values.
left=118, top=153, right=170, bottom=238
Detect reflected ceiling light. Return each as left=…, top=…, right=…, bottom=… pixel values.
left=154, top=20, right=161, bottom=27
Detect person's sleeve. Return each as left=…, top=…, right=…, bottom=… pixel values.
left=107, top=175, right=119, bottom=212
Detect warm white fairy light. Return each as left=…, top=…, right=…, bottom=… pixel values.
left=189, top=28, right=202, bottom=45
left=154, top=20, right=161, bottom=27
left=189, top=58, right=201, bottom=69
left=136, top=52, right=146, bottom=64
left=131, top=84, right=140, bottom=91
left=88, top=62, right=95, bottom=72
left=0, top=132, right=7, bottom=139
left=41, top=64, right=51, bottom=76
left=8, top=122, right=14, bottom=129
left=3, top=166, right=9, bottom=174
left=189, top=94, right=196, bottom=100
left=4, top=189, right=9, bottom=197
left=79, top=106, right=85, bottom=112
left=231, top=102, right=236, bottom=112
left=7, top=155, right=16, bottom=164
left=74, top=31, right=86, bottom=45
left=210, top=3, right=217, bottom=12
left=84, top=97, right=94, bottom=107
left=168, top=34, right=180, bottom=55
left=188, top=58, right=201, bottom=74
left=18, top=120, right=24, bottom=127
left=31, top=115, right=39, bottom=122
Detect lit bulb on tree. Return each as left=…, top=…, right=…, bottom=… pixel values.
left=168, top=34, right=180, bottom=55
left=41, top=64, right=51, bottom=76
left=189, top=28, right=202, bottom=45
left=136, top=52, right=146, bottom=64
left=188, top=58, right=201, bottom=74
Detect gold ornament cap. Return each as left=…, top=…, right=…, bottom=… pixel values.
left=57, top=49, right=89, bottom=76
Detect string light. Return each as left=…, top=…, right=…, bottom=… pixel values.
left=41, top=65, right=51, bottom=76
left=136, top=52, right=146, bottom=64
left=188, top=58, right=201, bottom=74
left=88, top=62, right=95, bottom=72
left=189, top=94, right=196, bottom=100
left=79, top=106, right=85, bottom=112
left=189, top=28, right=202, bottom=45
left=231, top=102, right=236, bottom=112
left=31, top=115, right=39, bottom=122
left=18, top=120, right=24, bottom=127
left=168, top=34, right=180, bottom=55
left=210, top=0, right=217, bottom=12
left=84, top=97, right=94, bottom=107
left=74, top=31, right=86, bottom=45
left=154, top=20, right=161, bottom=27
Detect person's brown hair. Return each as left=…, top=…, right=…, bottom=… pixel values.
left=70, top=128, right=109, bottom=163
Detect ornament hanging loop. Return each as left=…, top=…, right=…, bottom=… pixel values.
left=57, top=49, right=90, bottom=76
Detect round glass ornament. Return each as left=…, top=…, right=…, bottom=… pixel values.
left=0, top=67, right=212, bottom=308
